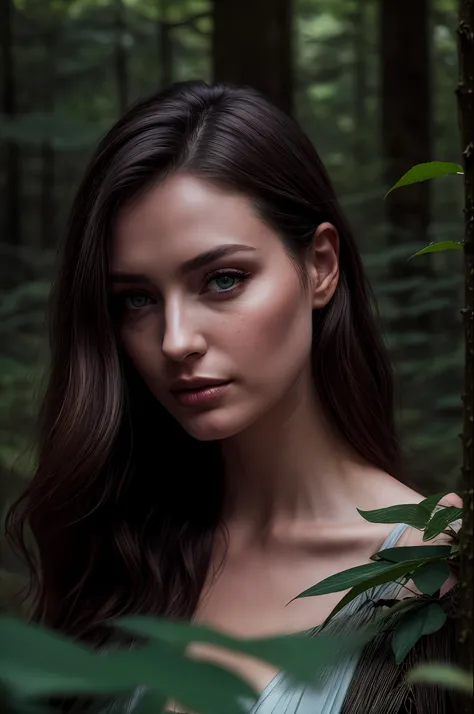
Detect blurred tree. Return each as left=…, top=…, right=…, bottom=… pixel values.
left=379, top=0, right=447, bottom=488
left=157, top=0, right=173, bottom=88
left=380, top=0, right=434, bottom=353
left=213, top=0, right=293, bottom=115
left=1, top=0, right=21, bottom=247
left=39, top=3, right=59, bottom=250
left=351, top=0, right=368, bottom=165
left=456, top=0, right=474, bottom=690
left=114, top=0, right=129, bottom=114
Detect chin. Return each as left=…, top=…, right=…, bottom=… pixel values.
left=177, top=407, right=256, bottom=442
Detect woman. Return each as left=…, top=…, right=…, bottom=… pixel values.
left=6, top=80, right=461, bottom=713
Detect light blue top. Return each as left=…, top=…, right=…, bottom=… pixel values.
left=249, top=522, right=410, bottom=714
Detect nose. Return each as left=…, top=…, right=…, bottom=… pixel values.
left=161, top=299, right=207, bottom=362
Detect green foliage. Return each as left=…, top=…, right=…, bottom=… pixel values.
left=357, top=504, right=430, bottom=528
left=411, top=561, right=451, bottom=595
left=294, top=555, right=449, bottom=630
left=0, top=614, right=376, bottom=714
left=391, top=603, right=447, bottom=664
left=408, top=239, right=463, bottom=260
left=384, top=161, right=463, bottom=199
left=295, top=559, right=427, bottom=600
left=113, top=615, right=374, bottom=686
left=406, top=663, right=473, bottom=694
left=370, top=544, right=452, bottom=563
left=357, top=495, right=462, bottom=536
left=295, top=500, right=461, bottom=643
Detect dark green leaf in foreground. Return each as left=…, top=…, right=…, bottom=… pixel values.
left=423, top=507, right=463, bottom=541
left=105, top=640, right=257, bottom=714
left=357, top=504, right=430, bottom=528
left=294, top=560, right=406, bottom=598
left=371, top=545, right=451, bottom=564
left=0, top=616, right=122, bottom=698
left=295, top=559, right=434, bottom=630
left=417, top=492, right=452, bottom=516
left=391, top=604, right=447, bottom=664
left=128, top=692, right=168, bottom=714
left=112, top=616, right=375, bottom=686
left=412, top=561, right=451, bottom=596
left=294, top=554, right=444, bottom=601
left=0, top=616, right=256, bottom=714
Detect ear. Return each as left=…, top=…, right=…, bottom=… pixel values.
left=305, top=222, right=340, bottom=309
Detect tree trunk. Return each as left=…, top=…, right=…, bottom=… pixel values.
left=352, top=0, right=368, bottom=165
left=212, top=0, right=293, bottom=116
left=40, top=32, right=56, bottom=250
left=115, top=0, right=129, bottom=115
left=456, top=0, right=474, bottom=700
left=158, top=0, right=173, bottom=88
left=380, top=0, right=434, bottom=354
left=1, top=0, right=21, bottom=247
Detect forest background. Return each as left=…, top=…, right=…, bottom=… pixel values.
left=0, top=0, right=466, bottom=604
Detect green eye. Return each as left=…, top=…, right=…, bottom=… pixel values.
left=212, top=275, right=238, bottom=291
left=206, top=270, right=250, bottom=294
left=111, top=290, right=152, bottom=315
left=126, top=293, right=150, bottom=309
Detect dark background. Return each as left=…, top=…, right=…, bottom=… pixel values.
left=0, top=0, right=465, bottom=604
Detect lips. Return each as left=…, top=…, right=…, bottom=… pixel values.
left=170, top=379, right=230, bottom=393
left=171, top=381, right=232, bottom=407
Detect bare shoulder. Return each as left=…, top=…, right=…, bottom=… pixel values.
left=362, top=470, right=462, bottom=517
left=357, top=470, right=424, bottom=511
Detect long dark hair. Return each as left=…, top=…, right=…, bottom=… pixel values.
left=6, top=80, right=406, bottom=648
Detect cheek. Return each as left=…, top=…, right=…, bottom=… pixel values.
left=236, top=278, right=313, bottom=374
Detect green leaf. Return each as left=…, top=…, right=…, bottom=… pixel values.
left=391, top=604, right=447, bottom=664
left=406, top=664, right=473, bottom=694
left=370, top=597, right=424, bottom=629
left=418, top=492, right=451, bottom=516
left=357, top=504, right=429, bottom=528
left=0, top=616, right=127, bottom=698
left=408, top=241, right=463, bottom=261
left=300, top=559, right=436, bottom=630
left=371, top=545, right=451, bottom=563
left=423, top=507, right=463, bottom=541
left=106, top=641, right=257, bottom=714
left=384, top=161, right=463, bottom=198
left=0, top=685, right=54, bottom=714
left=295, top=549, right=452, bottom=601
left=126, top=692, right=168, bottom=714
left=294, top=561, right=411, bottom=599
left=112, top=616, right=374, bottom=686
left=412, top=562, right=451, bottom=596
left=0, top=616, right=256, bottom=714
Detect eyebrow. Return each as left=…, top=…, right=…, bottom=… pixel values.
left=109, top=243, right=257, bottom=284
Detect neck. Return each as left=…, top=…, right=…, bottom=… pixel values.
left=220, top=365, right=376, bottom=545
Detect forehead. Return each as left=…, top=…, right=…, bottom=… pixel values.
left=111, top=173, right=278, bottom=269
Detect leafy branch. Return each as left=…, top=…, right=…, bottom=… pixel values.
left=293, top=494, right=462, bottom=664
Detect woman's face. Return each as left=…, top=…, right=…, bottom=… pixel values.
left=110, top=173, right=338, bottom=441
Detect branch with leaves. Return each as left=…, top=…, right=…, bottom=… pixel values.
left=295, top=494, right=462, bottom=662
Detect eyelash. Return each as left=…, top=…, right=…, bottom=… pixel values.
left=113, top=269, right=251, bottom=312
